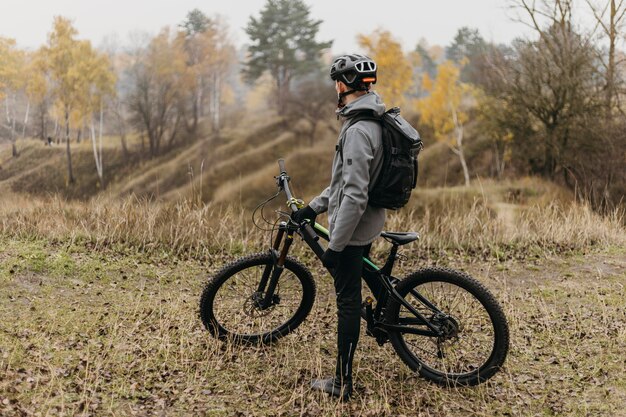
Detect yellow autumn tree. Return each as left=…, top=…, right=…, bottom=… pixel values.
left=41, top=17, right=86, bottom=184
left=357, top=29, right=413, bottom=107
left=41, top=16, right=116, bottom=185
left=23, top=49, right=52, bottom=141
left=0, top=37, right=25, bottom=156
left=22, top=51, right=49, bottom=140
left=82, top=46, right=116, bottom=185
left=418, top=60, right=475, bottom=186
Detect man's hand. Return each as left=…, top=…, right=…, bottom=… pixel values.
left=321, top=248, right=341, bottom=270
left=291, top=205, right=317, bottom=225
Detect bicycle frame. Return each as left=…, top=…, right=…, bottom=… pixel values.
left=255, top=162, right=449, bottom=339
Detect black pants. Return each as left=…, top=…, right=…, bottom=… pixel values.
left=333, top=243, right=374, bottom=382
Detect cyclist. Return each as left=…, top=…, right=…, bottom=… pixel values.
left=292, top=54, right=386, bottom=400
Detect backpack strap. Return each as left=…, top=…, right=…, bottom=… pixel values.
left=336, top=110, right=382, bottom=161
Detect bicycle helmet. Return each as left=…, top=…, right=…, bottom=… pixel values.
left=330, top=54, right=377, bottom=107
left=330, top=54, right=377, bottom=88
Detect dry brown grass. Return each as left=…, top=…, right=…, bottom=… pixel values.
left=0, top=232, right=624, bottom=416
left=0, top=179, right=623, bottom=263
left=1, top=182, right=625, bottom=415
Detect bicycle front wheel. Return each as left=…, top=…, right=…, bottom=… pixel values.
left=200, top=252, right=316, bottom=344
left=385, top=267, right=509, bottom=386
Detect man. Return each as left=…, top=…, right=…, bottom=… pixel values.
left=292, top=54, right=386, bottom=400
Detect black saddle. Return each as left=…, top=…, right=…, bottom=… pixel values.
left=380, top=231, right=420, bottom=246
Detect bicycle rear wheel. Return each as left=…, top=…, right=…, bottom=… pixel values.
left=385, top=267, right=509, bottom=386
left=200, top=252, right=316, bottom=344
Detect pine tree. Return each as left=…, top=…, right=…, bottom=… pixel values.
left=445, top=27, right=487, bottom=83
left=244, top=0, right=331, bottom=115
left=180, top=8, right=211, bottom=36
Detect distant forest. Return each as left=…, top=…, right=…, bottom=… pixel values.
left=1, top=0, right=624, bottom=209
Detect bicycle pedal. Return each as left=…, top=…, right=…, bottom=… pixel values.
left=375, top=334, right=389, bottom=346
left=371, top=326, right=389, bottom=346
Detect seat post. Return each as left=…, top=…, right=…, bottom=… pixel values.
left=381, top=244, right=399, bottom=276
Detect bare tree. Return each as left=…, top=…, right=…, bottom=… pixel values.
left=499, top=0, right=601, bottom=179
left=585, top=0, right=626, bottom=117
left=127, top=28, right=185, bottom=157
left=286, top=76, right=335, bottom=146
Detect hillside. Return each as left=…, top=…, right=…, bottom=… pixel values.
left=0, top=114, right=507, bottom=207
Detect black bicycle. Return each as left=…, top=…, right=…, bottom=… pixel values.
left=200, top=159, right=509, bottom=386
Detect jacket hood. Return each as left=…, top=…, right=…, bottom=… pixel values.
left=337, top=91, right=386, bottom=118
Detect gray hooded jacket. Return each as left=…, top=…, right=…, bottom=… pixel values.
left=309, top=92, right=386, bottom=251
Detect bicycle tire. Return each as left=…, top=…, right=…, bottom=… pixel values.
left=200, top=252, right=316, bottom=344
left=385, top=267, right=509, bottom=386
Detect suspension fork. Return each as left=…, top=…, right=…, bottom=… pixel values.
left=257, top=221, right=294, bottom=309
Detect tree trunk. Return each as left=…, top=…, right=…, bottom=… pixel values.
left=98, top=104, right=104, bottom=184
left=22, top=101, right=30, bottom=138
left=90, top=121, right=102, bottom=183
left=275, top=66, right=291, bottom=116
left=10, top=117, right=17, bottom=158
left=606, top=0, right=617, bottom=119
left=6, top=96, right=17, bottom=157
left=114, top=102, right=129, bottom=158
left=212, top=72, right=220, bottom=133
left=493, top=143, right=502, bottom=179
left=90, top=103, right=105, bottom=187
left=119, top=127, right=128, bottom=160
left=451, top=106, right=470, bottom=186
left=53, top=119, right=59, bottom=144
left=544, top=133, right=557, bottom=179
left=39, top=102, right=47, bottom=141
left=458, top=146, right=470, bottom=186
left=65, top=108, right=75, bottom=185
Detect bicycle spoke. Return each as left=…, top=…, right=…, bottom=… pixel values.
left=212, top=263, right=304, bottom=336
left=396, top=279, right=495, bottom=376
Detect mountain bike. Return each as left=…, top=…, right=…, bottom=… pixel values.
left=199, top=159, right=509, bottom=386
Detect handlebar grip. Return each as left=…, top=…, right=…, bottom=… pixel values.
left=278, top=159, right=286, bottom=174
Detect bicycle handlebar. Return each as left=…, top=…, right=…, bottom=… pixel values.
left=277, top=159, right=323, bottom=256
left=278, top=158, right=286, bottom=175
left=277, top=159, right=298, bottom=213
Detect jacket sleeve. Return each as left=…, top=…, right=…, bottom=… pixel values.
left=309, top=186, right=330, bottom=214
left=328, top=127, right=373, bottom=251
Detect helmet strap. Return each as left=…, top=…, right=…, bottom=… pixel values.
left=337, top=86, right=371, bottom=109
left=337, top=89, right=357, bottom=109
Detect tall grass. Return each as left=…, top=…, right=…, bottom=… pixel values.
left=1, top=188, right=624, bottom=416
left=1, top=190, right=623, bottom=262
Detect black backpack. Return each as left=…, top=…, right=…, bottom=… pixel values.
left=340, top=107, right=423, bottom=210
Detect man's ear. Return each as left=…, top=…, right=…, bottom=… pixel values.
left=336, top=81, right=347, bottom=93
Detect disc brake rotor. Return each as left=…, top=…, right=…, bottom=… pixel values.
left=243, top=292, right=279, bottom=317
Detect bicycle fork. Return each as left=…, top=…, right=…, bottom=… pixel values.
left=255, top=222, right=294, bottom=310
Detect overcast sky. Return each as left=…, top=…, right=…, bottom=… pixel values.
left=1, top=0, right=538, bottom=52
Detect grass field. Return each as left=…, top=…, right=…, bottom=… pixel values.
left=0, top=185, right=625, bottom=416
left=0, top=235, right=624, bottom=416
